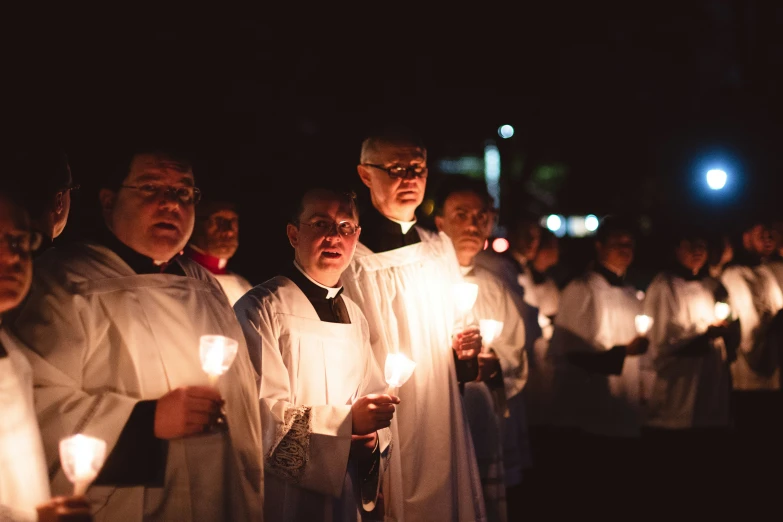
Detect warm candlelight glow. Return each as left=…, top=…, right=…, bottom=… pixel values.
left=538, top=313, right=551, bottom=329
left=59, top=434, right=107, bottom=496
left=452, top=283, right=479, bottom=316
left=200, top=335, right=239, bottom=385
left=479, top=319, right=504, bottom=352
left=714, top=301, right=731, bottom=322
left=385, top=353, right=417, bottom=390
left=635, top=315, right=653, bottom=335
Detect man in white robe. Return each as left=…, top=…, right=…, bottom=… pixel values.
left=235, top=187, right=395, bottom=522
left=433, top=176, right=528, bottom=522
left=342, top=128, right=486, bottom=521
left=185, top=199, right=252, bottom=305
left=11, top=149, right=263, bottom=522
left=0, top=184, right=94, bottom=522
left=549, top=216, right=648, bottom=510
left=642, top=231, right=738, bottom=502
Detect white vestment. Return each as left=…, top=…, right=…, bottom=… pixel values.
left=0, top=328, right=50, bottom=522
left=721, top=264, right=783, bottom=390
left=342, top=228, right=486, bottom=522
left=12, top=242, right=264, bottom=522
left=549, top=271, right=643, bottom=437
left=463, top=265, right=527, bottom=520
left=215, top=272, right=253, bottom=306
left=643, top=273, right=731, bottom=429
left=234, top=276, right=391, bottom=522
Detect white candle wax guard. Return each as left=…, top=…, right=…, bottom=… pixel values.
left=200, top=335, right=239, bottom=385
left=714, top=302, right=731, bottom=322
left=59, top=434, right=107, bottom=496
left=452, top=283, right=479, bottom=316
left=384, top=353, right=416, bottom=391
left=479, top=319, right=504, bottom=353
left=635, top=315, right=653, bottom=336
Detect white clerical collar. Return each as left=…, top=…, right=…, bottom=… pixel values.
left=293, top=261, right=342, bottom=299
left=459, top=264, right=475, bottom=276
left=387, top=216, right=417, bottom=234
left=188, top=243, right=228, bottom=269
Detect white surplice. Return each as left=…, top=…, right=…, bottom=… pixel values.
left=234, top=275, right=391, bottom=522
left=643, top=273, right=731, bottom=429
left=215, top=272, right=253, bottom=306
left=463, top=265, right=527, bottom=518
left=342, top=228, right=486, bottom=522
left=549, top=271, right=643, bottom=437
left=721, top=264, right=783, bottom=390
left=11, top=242, right=264, bottom=522
left=0, top=328, right=50, bottom=522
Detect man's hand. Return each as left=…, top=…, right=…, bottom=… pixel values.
left=154, top=386, right=223, bottom=439
left=453, top=326, right=482, bottom=360
left=37, top=495, right=92, bottom=522
left=351, top=394, right=400, bottom=435
left=477, top=352, right=501, bottom=382
left=351, top=432, right=378, bottom=460
left=626, top=336, right=650, bottom=356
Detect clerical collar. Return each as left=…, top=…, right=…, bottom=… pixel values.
left=184, top=244, right=228, bottom=275
left=359, top=205, right=421, bottom=253
left=671, top=262, right=702, bottom=282
left=292, top=261, right=343, bottom=299
left=594, top=263, right=626, bottom=287
left=459, top=264, right=475, bottom=277
left=94, top=226, right=185, bottom=276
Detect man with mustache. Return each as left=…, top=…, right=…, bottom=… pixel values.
left=433, top=176, right=528, bottom=522
left=235, top=187, right=396, bottom=521
left=341, top=128, right=486, bottom=521
left=185, top=199, right=252, bottom=305
left=12, top=147, right=263, bottom=522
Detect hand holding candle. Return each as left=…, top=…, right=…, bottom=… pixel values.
left=59, top=434, right=107, bottom=496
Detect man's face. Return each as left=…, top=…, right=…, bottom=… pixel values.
left=287, top=191, right=360, bottom=285
left=192, top=208, right=240, bottom=259
left=746, top=224, right=775, bottom=258
left=358, top=143, right=427, bottom=221
left=513, top=221, right=541, bottom=260
left=0, top=195, right=33, bottom=314
left=100, top=153, right=196, bottom=262
left=675, top=238, right=708, bottom=273
left=435, top=191, right=490, bottom=265
left=597, top=232, right=635, bottom=273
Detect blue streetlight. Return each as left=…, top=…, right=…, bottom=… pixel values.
left=706, top=169, right=728, bottom=190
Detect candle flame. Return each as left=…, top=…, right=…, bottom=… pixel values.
left=635, top=314, right=653, bottom=335
left=200, top=335, right=239, bottom=379
left=384, top=353, right=416, bottom=388
left=714, top=302, right=731, bottom=322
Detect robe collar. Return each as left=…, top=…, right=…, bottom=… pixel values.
left=359, top=205, right=421, bottom=253
left=95, top=226, right=185, bottom=276
left=594, top=262, right=627, bottom=287
left=671, top=262, right=703, bottom=282
left=184, top=244, right=228, bottom=275
left=459, top=264, right=475, bottom=277
left=289, top=261, right=343, bottom=300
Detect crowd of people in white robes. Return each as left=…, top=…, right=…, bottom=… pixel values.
left=2, top=131, right=783, bottom=522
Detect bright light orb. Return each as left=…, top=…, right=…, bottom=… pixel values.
left=706, top=169, right=727, bottom=190
left=492, top=237, right=510, bottom=253
left=585, top=214, right=599, bottom=232
left=546, top=214, right=562, bottom=232
left=498, top=125, right=515, bottom=139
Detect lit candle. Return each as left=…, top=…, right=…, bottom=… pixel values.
left=59, top=434, right=107, bottom=496
left=714, top=301, right=731, bottom=322
left=538, top=313, right=551, bottom=329
left=479, top=319, right=504, bottom=353
left=635, top=315, right=653, bottom=336
left=384, top=353, right=417, bottom=393
left=200, top=335, right=239, bottom=386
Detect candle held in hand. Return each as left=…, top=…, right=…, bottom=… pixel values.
left=59, top=434, right=107, bottom=496
left=635, top=315, right=653, bottom=336
left=199, top=335, right=239, bottom=386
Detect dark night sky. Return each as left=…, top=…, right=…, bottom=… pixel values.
left=6, top=2, right=783, bottom=284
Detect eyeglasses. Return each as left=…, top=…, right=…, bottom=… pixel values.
left=298, top=220, right=361, bottom=237
left=361, top=163, right=428, bottom=179
left=1, top=230, right=43, bottom=256
left=120, top=184, right=202, bottom=205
